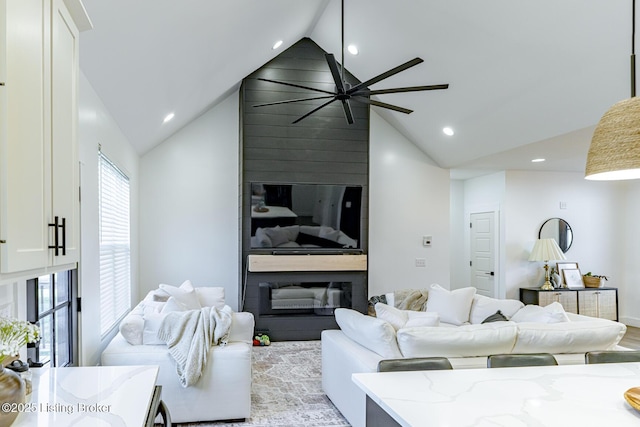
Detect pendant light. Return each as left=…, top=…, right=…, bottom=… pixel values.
left=585, top=0, right=640, bottom=181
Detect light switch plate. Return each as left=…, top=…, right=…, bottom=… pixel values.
left=423, top=235, right=432, bottom=246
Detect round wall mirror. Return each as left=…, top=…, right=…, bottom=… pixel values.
left=539, top=218, right=573, bottom=252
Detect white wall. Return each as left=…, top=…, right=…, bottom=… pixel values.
left=621, top=180, right=640, bottom=326
left=78, top=72, right=139, bottom=365
left=139, top=93, right=241, bottom=310
left=502, top=171, right=624, bottom=300
left=368, top=111, right=451, bottom=296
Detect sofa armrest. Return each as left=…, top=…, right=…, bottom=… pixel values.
left=228, top=311, right=255, bottom=343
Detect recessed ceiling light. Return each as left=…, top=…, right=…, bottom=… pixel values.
left=163, top=113, right=175, bottom=123
left=272, top=40, right=283, bottom=50
left=443, top=127, right=454, bottom=136
left=347, top=44, right=359, bottom=55
left=531, top=158, right=546, bottom=163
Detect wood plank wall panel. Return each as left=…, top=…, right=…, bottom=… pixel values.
left=240, top=38, right=370, bottom=264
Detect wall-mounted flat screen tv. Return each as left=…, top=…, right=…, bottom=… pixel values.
left=250, top=183, right=362, bottom=253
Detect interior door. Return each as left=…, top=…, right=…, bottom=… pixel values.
left=470, top=212, right=496, bottom=297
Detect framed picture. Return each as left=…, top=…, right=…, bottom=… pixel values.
left=562, top=268, right=584, bottom=289
left=556, top=262, right=579, bottom=286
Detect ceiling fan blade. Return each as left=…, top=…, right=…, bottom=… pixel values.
left=351, top=95, right=413, bottom=114
left=292, top=97, right=338, bottom=124
left=258, top=78, right=336, bottom=96
left=253, top=95, right=335, bottom=108
left=347, top=58, right=424, bottom=94
left=325, top=54, right=346, bottom=94
left=365, top=84, right=449, bottom=96
left=341, top=99, right=354, bottom=124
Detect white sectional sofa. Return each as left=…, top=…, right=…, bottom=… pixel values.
left=322, top=285, right=628, bottom=427
left=101, top=280, right=255, bottom=424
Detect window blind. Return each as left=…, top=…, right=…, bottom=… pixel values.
left=98, top=151, right=131, bottom=336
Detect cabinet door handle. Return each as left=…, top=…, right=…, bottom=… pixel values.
left=48, top=216, right=60, bottom=256
left=61, top=217, right=66, bottom=256
left=48, top=216, right=66, bottom=256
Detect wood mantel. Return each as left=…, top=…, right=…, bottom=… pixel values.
left=247, top=254, right=367, bottom=272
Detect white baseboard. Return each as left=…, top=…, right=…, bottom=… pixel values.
left=619, top=316, right=640, bottom=328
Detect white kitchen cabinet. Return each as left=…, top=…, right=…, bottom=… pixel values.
left=0, top=0, right=89, bottom=274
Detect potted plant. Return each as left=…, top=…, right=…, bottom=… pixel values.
left=583, top=272, right=609, bottom=288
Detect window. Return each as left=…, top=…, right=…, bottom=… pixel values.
left=27, top=270, right=76, bottom=367
left=99, top=151, right=131, bottom=336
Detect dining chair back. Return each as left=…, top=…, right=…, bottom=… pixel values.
left=377, top=357, right=453, bottom=372
left=585, top=350, right=640, bottom=364
left=487, top=353, right=558, bottom=368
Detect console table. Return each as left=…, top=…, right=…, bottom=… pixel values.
left=12, top=365, right=167, bottom=427
left=354, top=362, right=640, bottom=427
left=520, top=287, right=618, bottom=321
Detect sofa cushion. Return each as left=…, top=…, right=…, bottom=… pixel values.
left=469, top=294, right=524, bottom=324
left=396, top=321, right=518, bottom=358
left=374, top=303, right=408, bottom=331
left=405, top=311, right=440, bottom=328
left=513, top=319, right=626, bottom=353
left=510, top=302, right=569, bottom=323
left=425, top=284, right=476, bottom=326
left=196, top=286, right=226, bottom=309
left=159, top=280, right=201, bottom=310
left=374, top=303, right=439, bottom=331
left=334, top=308, right=403, bottom=359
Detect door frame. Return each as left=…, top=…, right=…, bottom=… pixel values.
left=465, top=204, right=502, bottom=298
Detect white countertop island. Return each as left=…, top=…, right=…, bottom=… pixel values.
left=12, top=365, right=159, bottom=427
left=353, top=362, right=640, bottom=427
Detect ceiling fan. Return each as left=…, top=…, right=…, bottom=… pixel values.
left=253, top=0, right=449, bottom=125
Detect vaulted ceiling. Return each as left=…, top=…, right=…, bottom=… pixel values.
left=79, top=0, right=633, bottom=178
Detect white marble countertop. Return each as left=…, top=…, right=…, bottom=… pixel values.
left=12, top=365, right=158, bottom=427
left=353, top=362, right=640, bottom=427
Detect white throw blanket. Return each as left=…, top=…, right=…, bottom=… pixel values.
left=157, top=306, right=232, bottom=387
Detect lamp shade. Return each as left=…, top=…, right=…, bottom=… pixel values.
left=585, top=97, right=640, bottom=181
left=528, top=238, right=567, bottom=262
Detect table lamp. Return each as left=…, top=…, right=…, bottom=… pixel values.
left=528, top=238, right=566, bottom=290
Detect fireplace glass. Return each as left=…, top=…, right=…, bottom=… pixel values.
left=258, top=281, right=353, bottom=316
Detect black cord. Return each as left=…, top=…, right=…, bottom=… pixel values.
left=633, top=0, right=637, bottom=97
left=341, top=0, right=345, bottom=84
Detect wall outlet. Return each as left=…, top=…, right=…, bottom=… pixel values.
left=415, top=258, right=426, bottom=267
left=422, top=235, right=432, bottom=246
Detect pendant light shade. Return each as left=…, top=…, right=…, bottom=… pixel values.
left=585, top=0, right=640, bottom=181
left=585, top=97, right=640, bottom=180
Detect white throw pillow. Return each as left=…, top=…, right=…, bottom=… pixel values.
left=405, top=311, right=440, bottom=328
left=374, top=303, right=408, bottom=331
left=158, top=280, right=201, bottom=310
left=142, top=313, right=166, bottom=345
left=142, top=296, right=188, bottom=345
left=425, top=284, right=476, bottom=325
left=469, top=294, right=525, bottom=324
left=195, top=286, right=226, bottom=309
left=375, top=303, right=440, bottom=330
left=119, top=307, right=144, bottom=345
left=334, top=308, right=403, bottom=359
left=510, top=302, right=569, bottom=324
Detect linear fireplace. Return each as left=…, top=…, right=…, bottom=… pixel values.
left=259, top=281, right=354, bottom=316
left=243, top=255, right=367, bottom=340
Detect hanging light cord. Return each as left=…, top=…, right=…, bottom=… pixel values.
left=341, top=0, right=345, bottom=84
left=632, top=0, right=636, bottom=97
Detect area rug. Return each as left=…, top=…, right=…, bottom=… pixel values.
left=178, top=340, right=350, bottom=427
